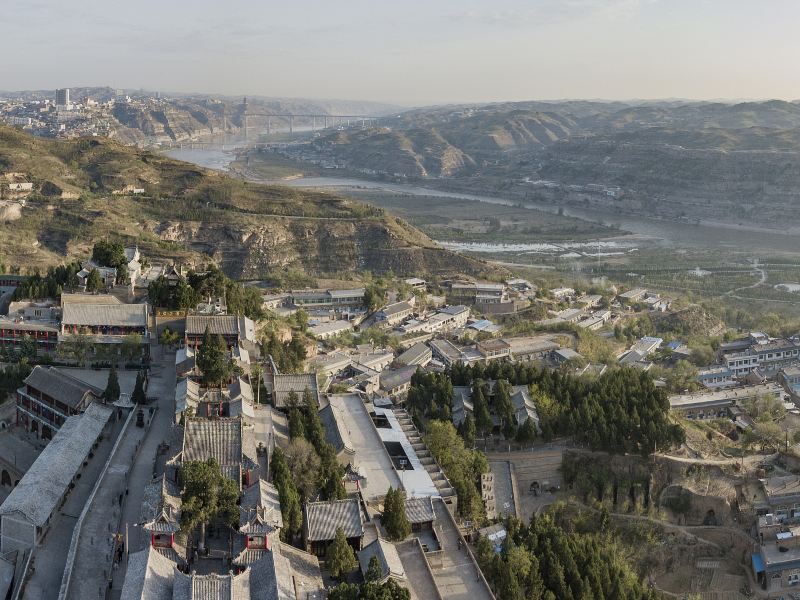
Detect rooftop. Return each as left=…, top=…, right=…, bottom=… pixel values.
left=182, top=418, right=243, bottom=481
left=21, top=365, right=102, bottom=409
left=269, top=373, right=319, bottom=408
left=0, top=402, right=113, bottom=527
left=304, top=498, right=364, bottom=542
left=62, top=302, right=148, bottom=328
left=322, top=394, right=400, bottom=500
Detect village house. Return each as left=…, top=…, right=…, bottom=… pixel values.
left=60, top=301, right=150, bottom=347
left=291, top=288, right=365, bottom=308
left=395, top=342, right=432, bottom=368
left=375, top=301, right=414, bottom=326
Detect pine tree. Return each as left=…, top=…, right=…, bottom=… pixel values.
left=132, top=371, right=146, bottom=404
left=197, top=326, right=231, bottom=387
left=86, top=268, right=103, bottom=292
left=326, top=527, right=357, bottom=581
left=365, top=555, right=383, bottom=582
left=104, top=364, right=120, bottom=403
left=383, top=487, right=411, bottom=541
left=458, top=413, right=476, bottom=447
left=473, top=382, right=492, bottom=437
left=515, top=417, right=537, bottom=446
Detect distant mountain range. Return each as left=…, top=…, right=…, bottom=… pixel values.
left=290, top=99, right=800, bottom=227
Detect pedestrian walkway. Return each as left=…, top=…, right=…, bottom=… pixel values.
left=429, top=499, right=493, bottom=600
left=107, top=349, right=177, bottom=599
left=62, top=411, right=148, bottom=599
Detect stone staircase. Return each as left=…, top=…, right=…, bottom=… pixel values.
left=393, top=408, right=456, bottom=499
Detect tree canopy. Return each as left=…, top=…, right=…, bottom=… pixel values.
left=326, top=527, right=357, bottom=581
left=476, top=511, right=660, bottom=600
left=382, top=487, right=411, bottom=541
left=180, top=459, right=239, bottom=549
left=103, top=364, right=120, bottom=403
left=197, top=326, right=232, bottom=387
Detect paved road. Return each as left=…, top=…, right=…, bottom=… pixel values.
left=108, top=348, right=177, bottom=599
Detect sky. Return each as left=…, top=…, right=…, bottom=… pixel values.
left=3, top=0, right=800, bottom=106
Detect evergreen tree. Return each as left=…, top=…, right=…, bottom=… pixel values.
left=383, top=487, right=411, bottom=541
left=180, top=458, right=239, bottom=552
left=86, top=268, right=104, bottom=292
left=270, top=447, right=302, bottom=541
left=104, top=364, right=120, bottom=403
left=472, top=381, right=492, bottom=437
left=196, top=326, right=232, bottom=387
left=132, top=371, right=146, bottom=404
left=515, top=417, right=537, bottom=446
left=326, top=527, right=357, bottom=581
left=365, top=555, right=383, bottom=582
left=458, top=413, right=476, bottom=447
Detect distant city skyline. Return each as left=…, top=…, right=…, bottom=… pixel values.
left=3, top=0, right=800, bottom=106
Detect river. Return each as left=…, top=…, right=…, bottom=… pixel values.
left=165, top=147, right=800, bottom=255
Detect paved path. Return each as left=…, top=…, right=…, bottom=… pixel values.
left=488, top=461, right=516, bottom=519
left=107, top=349, right=177, bottom=599
left=64, top=412, right=147, bottom=599
left=430, top=499, right=493, bottom=600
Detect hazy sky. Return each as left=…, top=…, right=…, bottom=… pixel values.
left=3, top=0, right=800, bottom=105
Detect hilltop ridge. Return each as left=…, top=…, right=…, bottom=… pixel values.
left=0, top=125, right=490, bottom=279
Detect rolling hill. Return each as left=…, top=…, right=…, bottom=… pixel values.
left=0, top=125, right=490, bottom=279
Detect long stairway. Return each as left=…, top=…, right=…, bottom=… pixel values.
left=393, top=408, right=456, bottom=498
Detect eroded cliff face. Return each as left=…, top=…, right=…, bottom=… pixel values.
left=150, top=217, right=485, bottom=279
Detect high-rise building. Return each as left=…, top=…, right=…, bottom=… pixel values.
left=55, top=88, right=70, bottom=107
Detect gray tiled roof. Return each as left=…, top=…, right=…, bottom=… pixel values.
left=319, top=402, right=355, bottom=456
left=23, top=365, right=102, bottom=409
left=358, top=538, right=405, bottom=581
left=120, top=546, right=176, bottom=600
left=270, top=373, right=319, bottom=408
left=240, top=479, right=283, bottom=533
left=404, top=497, right=436, bottom=524
left=304, top=498, right=364, bottom=542
left=62, top=302, right=148, bottom=328
left=0, top=403, right=113, bottom=527
left=182, top=418, right=242, bottom=481
left=185, top=315, right=238, bottom=336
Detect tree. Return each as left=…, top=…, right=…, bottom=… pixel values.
left=196, top=326, right=232, bottom=387
left=328, top=584, right=360, bottom=600
left=285, top=438, right=321, bottom=500
left=86, top=268, right=104, bottom=293
left=270, top=447, right=302, bottom=541
left=326, top=527, right=357, bottom=581
left=132, top=371, right=146, bottom=404
left=159, top=327, right=180, bottom=347
left=383, top=487, right=411, bottom=541
left=180, top=459, right=239, bottom=552
left=104, top=364, right=120, bottom=403
left=472, top=381, right=492, bottom=438
left=515, top=417, right=537, bottom=447
left=121, top=333, right=143, bottom=364
left=458, top=413, right=476, bottom=448
left=19, top=335, right=37, bottom=361
left=365, top=555, right=383, bottom=582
